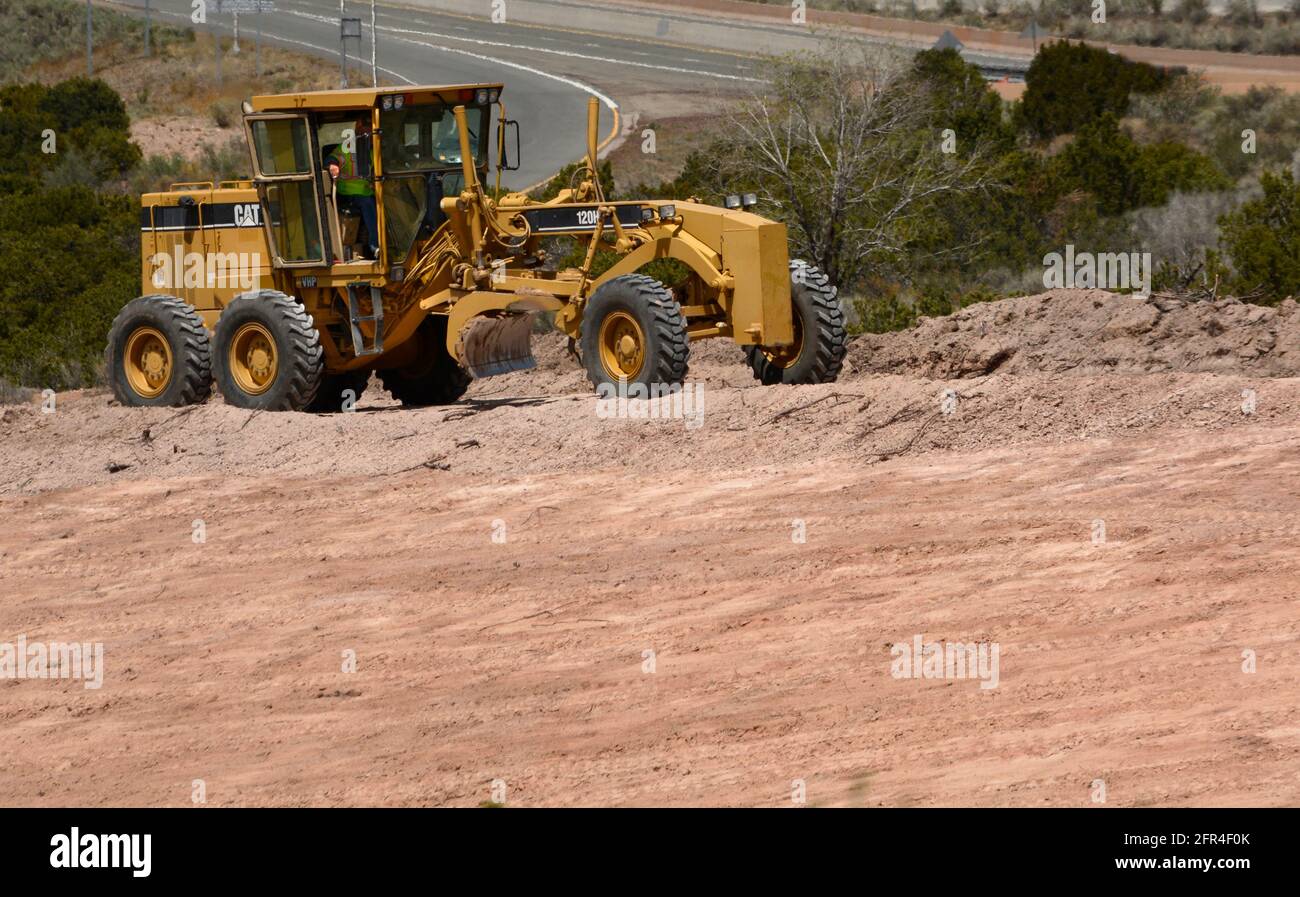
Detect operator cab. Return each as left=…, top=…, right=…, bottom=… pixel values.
left=241, top=84, right=513, bottom=276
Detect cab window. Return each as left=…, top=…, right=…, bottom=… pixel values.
left=250, top=118, right=314, bottom=176
left=380, top=103, right=488, bottom=173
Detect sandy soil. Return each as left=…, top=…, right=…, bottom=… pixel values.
left=129, top=116, right=239, bottom=162
left=2, top=289, right=1299, bottom=807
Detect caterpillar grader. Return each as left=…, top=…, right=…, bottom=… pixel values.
left=106, top=83, right=847, bottom=411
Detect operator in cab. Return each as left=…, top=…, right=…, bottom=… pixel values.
left=325, top=117, right=379, bottom=260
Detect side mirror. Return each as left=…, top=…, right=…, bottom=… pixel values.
left=497, top=118, right=521, bottom=172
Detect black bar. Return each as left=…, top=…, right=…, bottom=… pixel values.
left=0, top=808, right=1283, bottom=883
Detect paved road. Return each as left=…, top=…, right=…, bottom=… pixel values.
left=110, top=0, right=773, bottom=186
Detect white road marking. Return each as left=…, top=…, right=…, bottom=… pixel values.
left=284, top=9, right=763, bottom=84
left=384, top=30, right=620, bottom=114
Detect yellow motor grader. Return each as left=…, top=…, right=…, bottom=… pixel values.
left=106, top=83, right=846, bottom=411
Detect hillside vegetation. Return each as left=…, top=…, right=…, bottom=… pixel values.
left=0, top=0, right=337, bottom=394
left=605, top=40, right=1300, bottom=332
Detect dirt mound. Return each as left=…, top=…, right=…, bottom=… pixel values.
left=3, top=288, right=1298, bottom=497
left=846, top=289, right=1300, bottom=380
left=3, top=367, right=1295, bottom=495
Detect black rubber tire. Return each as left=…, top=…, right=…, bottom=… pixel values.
left=105, top=294, right=212, bottom=407
left=580, top=274, right=689, bottom=391
left=746, top=260, right=846, bottom=385
left=212, top=290, right=324, bottom=411
left=306, top=370, right=371, bottom=413
left=378, top=315, right=471, bottom=407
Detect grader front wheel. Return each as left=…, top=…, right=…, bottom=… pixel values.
left=746, top=260, right=846, bottom=385
left=105, top=295, right=212, bottom=407
left=213, top=290, right=324, bottom=411
left=580, top=275, right=688, bottom=391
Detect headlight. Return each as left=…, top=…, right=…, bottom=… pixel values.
left=476, top=88, right=489, bottom=104
left=381, top=95, right=393, bottom=111
left=724, top=194, right=741, bottom=210
left=742, top=192, right=758, bottom=208
left=488, top=89, right=500, bottom=103
left=658, top=204, right=677, bottom=220
left=394, top=94, right=404, bottom=110
left=640, top=207, right=655, bottom=222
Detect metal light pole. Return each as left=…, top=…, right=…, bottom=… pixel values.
left=370, top=0, right=377, bottom=87
left=86, top=0, right=93, bottom=76
left=340, top=0, right=347, bottom=88
left=145, top=0, right=152, bottom=57
left=256, top=6, right=262, bottom=77
left=233, top=11, right=240, bottom=54
left=214, top=19, right=223, bottom=88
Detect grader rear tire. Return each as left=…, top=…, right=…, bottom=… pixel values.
left=378, top=315, right=471, bottom=407
left=580, top=274, right=689, bottom=391
left=746, top=260, right=846, bottom=385
left=105, top=295, right=212, bottom=407
left=212, top=290, right=324, bottom=411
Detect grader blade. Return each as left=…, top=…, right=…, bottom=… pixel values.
left=458, top=313, right=538, bottom=378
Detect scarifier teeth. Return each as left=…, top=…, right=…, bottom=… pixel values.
left=458, top=313, right=537, bottom=378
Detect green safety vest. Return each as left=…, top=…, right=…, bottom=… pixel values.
left=332, top=147, right=373, bottom=197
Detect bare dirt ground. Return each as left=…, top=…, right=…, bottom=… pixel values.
left=2, top=289, right=1299, bottom=807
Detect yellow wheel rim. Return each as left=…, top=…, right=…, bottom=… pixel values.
left=123, top=326, right=173, bottom=399
left=762, top=306, right=805, bottom=369
left=228, top=322, right=278, bottom=396
left=598, top=311, right=645, bottom=381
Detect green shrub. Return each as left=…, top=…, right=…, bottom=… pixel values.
left=1017, top=40, right=1171, bottom=139
left=1218, top=169, right=1300, bottom=302
left=1054, top=113, right=1227, bottom=216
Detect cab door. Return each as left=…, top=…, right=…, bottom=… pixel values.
left=243, top=112, right=330, bottom=267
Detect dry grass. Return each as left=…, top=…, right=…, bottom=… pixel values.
left=26, top=23, right=341, bottom=122
left=606, top=114, right=722, bottom=195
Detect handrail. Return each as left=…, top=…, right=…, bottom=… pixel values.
left=148, top=204, right=159, bottom=258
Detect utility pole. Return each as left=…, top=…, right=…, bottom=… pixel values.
left=340, top=0, right=347, bottom=88
left=233, top=11, right=240, bottom=54
left=85, top=0, right=92, bottom=76
left=256, top=6, right=262, bottom=78
left=214, top=19, right=223, bottom=88
left=145, top=0, right=152, bottom=57
left=370, top=0, right=377, bottom=87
